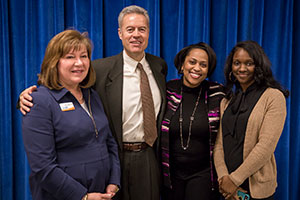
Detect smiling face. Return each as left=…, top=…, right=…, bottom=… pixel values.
left=182, top=48, right=209, bottom=88
left=118, top=13, right=149, bottom=61
left=58, top=45, right=90, bottom=89
left=232, top=48, right=255, bottom=91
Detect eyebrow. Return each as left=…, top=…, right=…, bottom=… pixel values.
left=126, top=25, right=147, bottom=28
left=233, top=58, right=254, bottom=61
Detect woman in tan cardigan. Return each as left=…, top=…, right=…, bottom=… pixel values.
left=214, top=41, right=289, bottom=200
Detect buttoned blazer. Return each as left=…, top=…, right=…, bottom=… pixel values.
left=22, top=87, right=120, bottom=199
left=92, top=52, right=168, bottom=157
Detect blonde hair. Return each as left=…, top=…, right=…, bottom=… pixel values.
left=38, top=29, right=96, bottom=90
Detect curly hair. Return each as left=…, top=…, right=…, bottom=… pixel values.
left=224, top=40, right=289, bottom=98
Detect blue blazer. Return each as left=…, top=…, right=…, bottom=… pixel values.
left=22, top=86, right=120, bottom=200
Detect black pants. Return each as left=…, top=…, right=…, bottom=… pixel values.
left=163, top=169, right=220, bottom=200
left=120, top=146, right=160, bottom=200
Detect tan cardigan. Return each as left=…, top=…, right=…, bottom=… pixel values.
left=213, top=88, right=287, bottom=199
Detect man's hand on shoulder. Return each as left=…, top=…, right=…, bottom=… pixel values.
left=19, top=85, right=37, bottom=115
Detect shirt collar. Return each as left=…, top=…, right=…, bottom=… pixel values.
left=48, top=86, right=88, bottom=102
left=123, top=50, right=147, bottom=73
left=50, top=87, right=69, bottom=101
left=236, top=82, right=257, bottom=95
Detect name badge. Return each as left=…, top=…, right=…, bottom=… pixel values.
left=59, top=102, right=75, bottom=111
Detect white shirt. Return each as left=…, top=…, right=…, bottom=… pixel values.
left=122, top=50, right=161, bottom=142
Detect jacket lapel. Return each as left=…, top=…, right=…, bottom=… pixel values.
left=146, top=54, right=166, bottom=113
left=105, top=53, right=124, bottom=149
left=146, top=54, right=167, bottom=152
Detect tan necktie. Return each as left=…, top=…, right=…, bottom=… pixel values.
left=137, top=63, right=157, bottom=146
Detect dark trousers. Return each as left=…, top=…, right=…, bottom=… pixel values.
left=120, top=146, right=160, bottom=200
left=163, top=169, right=220, bottom=200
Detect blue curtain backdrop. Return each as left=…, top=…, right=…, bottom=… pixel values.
left=1, top=0, right=299, bottom=199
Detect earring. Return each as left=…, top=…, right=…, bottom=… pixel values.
left=180, top=67, right=183, bottom=74
left=229, top=71, right=236, bottom=82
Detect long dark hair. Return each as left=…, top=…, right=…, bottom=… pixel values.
left=224, top=40, right=289, bottom=98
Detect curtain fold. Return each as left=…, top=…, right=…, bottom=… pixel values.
left=290, top=0, right=300, bottom=199
left=1, top=0, right=299, bottom=199
left=0, top=0, right=13, bottom=196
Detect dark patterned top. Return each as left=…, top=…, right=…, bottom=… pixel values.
left=161, top=79, right=224, bottom=190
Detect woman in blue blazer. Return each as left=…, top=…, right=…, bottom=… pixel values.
left=22, top=30, right=120, bottom=200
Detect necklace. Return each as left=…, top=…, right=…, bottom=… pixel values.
left=77, top=92, right=84, bottom=103
left=70, top=88, right=84, bottom=103
left=88, top=90, right=99, bottom=138
left=179, top=86, right=202, bottom=150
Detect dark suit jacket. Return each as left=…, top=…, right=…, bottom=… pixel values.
left=92, top=52, right=168, bottom=159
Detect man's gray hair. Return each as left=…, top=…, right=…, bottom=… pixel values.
left=118, top=5, right=150, bottom=28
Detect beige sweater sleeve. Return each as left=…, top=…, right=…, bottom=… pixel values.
left=213, top=98, right=229, bottom=179
left=214, top=88, right=287, bottom=186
